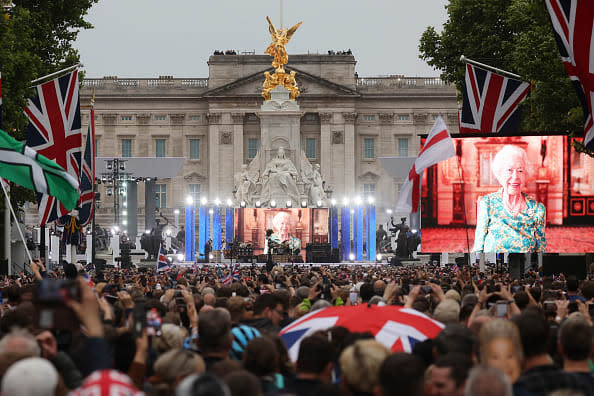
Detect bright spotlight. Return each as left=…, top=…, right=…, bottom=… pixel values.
left=122, top=210, right=128, bottom=216
left=316, top=200, right=323, bottom=207
left=270, top=200, right=277, bottom=208
left=166, top=228, right=172, bottom=236
left=214, top=198, right=221, bottom=206
left=286, top=200, right=292, bottom=208
left=367, top=196, right=375, bottom=204
left=122, top=220, right=127, bottom=225
left=226, top=198, right=233, bottom=207
left=255, top=200, right=261, bottom=208
left=240, top=201, right=246, bottom=208
left=209, top=209, right=214, bottom=214
left=145, top=229, right=151, bottom=234
left=301, top=200, right=307, bottom=208
left=342, top=197, right=349, bottom=206
left=208, top=253, right=214, bottom=260
left=177, top=253, right=184, bottom=261
left=354, top=196, right=362, bottom=205
left=174, top=209, right=180, bottom=215
left=386, top=209, right=393, bottom=215
left=123, top=201, right=127, bottom=208
left=330, top=198, right=337, bottom=206
left=349, top=253, right=355, bottom=261
left=114, top=226, right=119, bottom=232
left=185, top=195, right=193, bottom=205
left=376, top=253, right=383, bottom=261
left=200, top=197, right=208, bottom=206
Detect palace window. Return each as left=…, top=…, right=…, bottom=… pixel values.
left=248, top=138, right=259, bottom=159
left=363, top=115, right=375, bottom=121
left=121, top=115, right=132, bottom=121
left=398, top=114, right=409, bottom=121
left=189, top=139, right=200, bottom=159
left=189, top=115, right=200, bottom=121
left=155, top=184, right=167, bottom=208
left=156, top=139, right=166, bottom=158
left=305, top=137, right=317, bottom=159
left=363, top=183, right=375, bottom=198
left=364, top=138, right=375, bottom=159
left=121, top=139, right=132, bottom=157
left=398, top=138, right=409, bottom=157
left=189, top=184, right=200, bottom=205
left=155, top=115, right=166, bottom=121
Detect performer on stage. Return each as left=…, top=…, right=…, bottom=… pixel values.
left=266, top=211, right=301, bottom=254
left=473, top=145, right=546, bottom=253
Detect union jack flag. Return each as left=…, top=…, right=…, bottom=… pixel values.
left=221, top=273, right=232, bottom=286
left=460, top=63, right=530, bottom=134
left=232, top=263, right=240, bottom=279
left=24, top=69, right=82, bottom=225
left=77, top=107, right=95, bottom=226
left=156, top=245, right=170, bottom=273
left=545, top=0, right=594, bottom=150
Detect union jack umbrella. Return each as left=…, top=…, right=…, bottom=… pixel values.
left=24, top=69, right=82, bottom=225
left=279, top=304, right=444, bottom=362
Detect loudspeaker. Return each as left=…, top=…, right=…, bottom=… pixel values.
left=542, top=255, right=587, bottom=280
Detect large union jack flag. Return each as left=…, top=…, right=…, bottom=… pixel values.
left=545, top=0, right=594, bottom=150
left=24, top=70, right=81, bottom=225
left=77, top=107, right=95, bottom=226
left=460, top=63, right=530, bottom=134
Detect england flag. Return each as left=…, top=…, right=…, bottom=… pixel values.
left=545, top=0, right=594, bottom=150
left=395, top=116, right=455, bottom=214
left=460, top=63, right=530, bottom=134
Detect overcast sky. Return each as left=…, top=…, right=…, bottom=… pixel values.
left=75, top=0, right=449, bottom=78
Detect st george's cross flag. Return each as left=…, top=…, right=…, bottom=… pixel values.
left=460, top=63, right=530, bottom=134
left=545, top=0, right=594, bottom=150
left=156, top=245, right=171, bottom=273
left=395, top=116, right=455, bottom=214
left=24, top=69, right=81, bottom=226
left=0, top=128, right=80, bottom=210
left=77, top=107, right=95, bottom=226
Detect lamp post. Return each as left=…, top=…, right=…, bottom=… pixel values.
left=101, top=158, right=129, bottom=230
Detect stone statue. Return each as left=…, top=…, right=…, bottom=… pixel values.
left=260, top=147, right=300, bottom=205
left=262, top=16, right=302, bottom=101
left=234, top=164, right=257, bottom=205
left=300, top=153, right=327, bottom=206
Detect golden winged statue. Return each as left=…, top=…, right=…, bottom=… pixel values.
left=262, top=16, right=302, bottom=101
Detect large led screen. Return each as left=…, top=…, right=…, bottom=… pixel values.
left=234, top=208, right=329, bottom=260
left=420, top=135, right=594, bottom=253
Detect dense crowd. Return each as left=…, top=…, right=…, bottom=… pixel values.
left=0, top=259, right=593, bottom=396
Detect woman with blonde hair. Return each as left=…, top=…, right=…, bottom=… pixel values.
left=339, top=339, right=391, bottom=395
left=478, top=319, right=524, bottom=383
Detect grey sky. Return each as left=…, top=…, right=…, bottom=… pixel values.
left=75, top=0, right=448, bottom=78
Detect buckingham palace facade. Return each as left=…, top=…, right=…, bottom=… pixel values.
left=75, top=54, right=458, bottom=232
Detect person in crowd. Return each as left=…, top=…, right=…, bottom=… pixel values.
left=557, top=314, right=594, bottom=388
left=464, top=366, right=513, bottom=396
left=428, top=353, right=473, bottom=396
left=375, top=352, right=425, bottom=396
left=339, top=339, right=391, bottom=395
left=473, top=145, right=546, bottom=253
left=478, top=319, right=523, bottom=383
left=198, top=308, right=233, bottom=370
left=242, top=293, right=284, bottom=333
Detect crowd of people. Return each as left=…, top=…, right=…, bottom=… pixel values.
left=0, top=258, right=593, bottom=396
left=213, top=50, right=238, bottom=55
left=327, top=49, right=353, bottom=55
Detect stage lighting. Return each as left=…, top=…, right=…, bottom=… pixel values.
left=270, top=200, right=277, bottom=208
left=286, top=200, right=292, bottom=208
left=255, top=200, right=261, bottom=208
left=209, top=253, right=214, bottom=260
left=200, top=197, right=208, bottom=206
left=122, top=220, right=127, bottom=225
left=123, top=201, right=127, bottom=208
left=166, top=228, right=172, bottom=236
left=167, top=256, right=173, bottom=263
left=106, top=161, right=112, bottom=170
left=316, top=200, right=323, bottom=207
left=330, top=198, right=337, bottom=206
left=122, top=210, right=128, bottom=216
left=301, top=200, right=307, bottom=208
left=145, top=229, right=151, bottom=234
left=114, top=226, right=119, bottom=232
left=174, top=209, right=180, bottom=215
left=386, top=209, right=393, bottom=215
left=226, top=198, right=233, bottom=206
left=349, top=253, right=355, bottom=261
left=411, top=229, right=418, bottom=234
left=177, top=253, right=184, bottom=261
left=214, top=198, right=221, bottom=206
left=209, top=209, right=214, bottom=214
left=354, top=196, right=362, bottom=205
left=342, top=197, right=349, bottom=206
left=146, top=177, right=151, bottom=182
left=376, top=253, right=383, bottom=261
left=367, top=196, right=375, bottom=204
left=240, top=201, right=246, bottom=208
left=119, top=162, right=125, bottom=171
left=186, top=195, right=193, bottom=206
left=122, top=182, right=127, bottom=187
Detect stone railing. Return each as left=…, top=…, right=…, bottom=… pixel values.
left=356, top=76, right=450, bottom=90
left=81, top=78, right=209, bottom=89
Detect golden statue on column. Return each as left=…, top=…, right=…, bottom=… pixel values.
left=262, top=16, right=302, bottom=101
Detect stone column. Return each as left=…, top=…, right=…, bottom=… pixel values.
left=342, top=112, right=357, bottom=195
left=231, top=112, right=245, bottom=176
left=319, top=112, right=332, bottom=183
left=137, top=114, right=151, bottom=156
left=207, top=112, right=221, bottom=200
left=127, top=182, right=138, bottom=238
left=145, top=180, right=156, bottom=231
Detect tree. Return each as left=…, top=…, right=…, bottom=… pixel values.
left=419, top=0, right=591, bottom=155
left=0, top=0, right=97, bottom=210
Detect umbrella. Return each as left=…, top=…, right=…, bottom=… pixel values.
left=279, top=304, right=444, bottom=362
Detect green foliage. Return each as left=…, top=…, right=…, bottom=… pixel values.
left=0, top=0, right=98, bottom=210
left=419, top=0, right=592, bottom=156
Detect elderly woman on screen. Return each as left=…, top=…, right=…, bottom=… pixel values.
left=267, top=211, right=301, bottom=254
left=473, top=145, right=546, bottom=253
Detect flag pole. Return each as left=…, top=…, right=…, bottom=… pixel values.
left=460, top=55, right=523, bottom=80
left=0, top=180, right=33, bottom=271
left=31, top=64, right=80, bottom=85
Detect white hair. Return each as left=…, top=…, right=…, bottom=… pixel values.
left=464, top=366, right=512, bottom=396
left=0, top=328, right=41, bottom=357
left=272, top=211, right=293, bottom=231
left=491, top=145, right=530, bottom=184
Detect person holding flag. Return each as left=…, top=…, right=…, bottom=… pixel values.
left=156, top=245, right=170, bottom=273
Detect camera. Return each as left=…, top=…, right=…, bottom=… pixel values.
left=35, top=279, right=80, bottom=304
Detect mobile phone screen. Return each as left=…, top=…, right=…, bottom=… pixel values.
left=349, top=292, right=358, bottom=304
left=496, top=302, right=508, bottom=318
